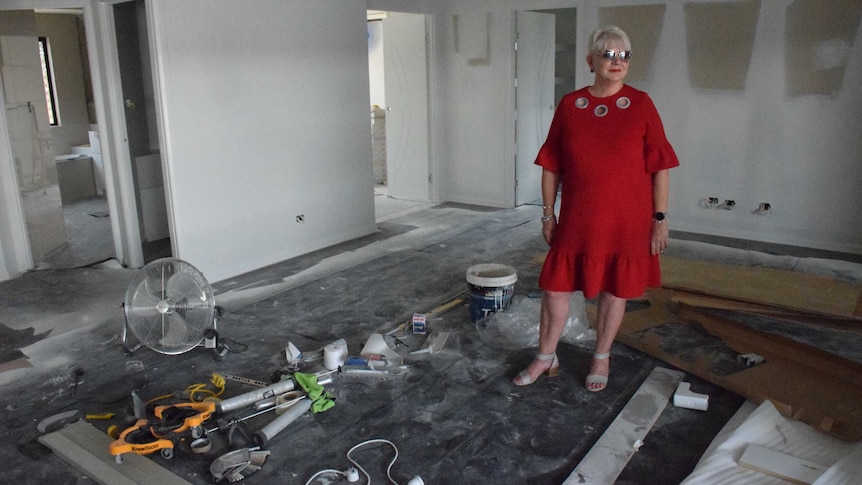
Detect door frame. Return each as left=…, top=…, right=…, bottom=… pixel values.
left=368, top=9, right=438, bottom=204
left=514, top=10, right=555, bottom=206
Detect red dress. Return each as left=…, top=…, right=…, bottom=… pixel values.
left=535, top=85, right=679, bottom=299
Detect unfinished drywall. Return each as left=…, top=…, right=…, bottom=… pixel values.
left=149, top=0, right=376, bottom=282
left=683, top=1, right=759, bottom=91
left=786, top=0, right=862, bottom=96
left=598, top=4, right=666, bottom=85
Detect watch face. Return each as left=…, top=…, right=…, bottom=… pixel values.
left=655, top=212, right=666, bottom=221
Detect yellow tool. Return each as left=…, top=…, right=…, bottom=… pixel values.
left=151, top=401, right=215, bottom=439
left=109, top=401, right=216, bottom=463
left=108, top=419, right=176, bottom=463
left=85, top=413, right=115, bottom=420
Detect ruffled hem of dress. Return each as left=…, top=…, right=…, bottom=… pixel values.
left=538, top=251, right=661, bottom=299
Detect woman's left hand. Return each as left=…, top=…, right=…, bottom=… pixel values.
left=651, top=221, right=669, bottom=256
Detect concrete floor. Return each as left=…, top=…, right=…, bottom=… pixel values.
left=1, top=196, right=860, bottom=484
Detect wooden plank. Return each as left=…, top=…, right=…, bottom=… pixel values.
left=617, top=289, right=862, bottom=442
left=739, top=444, right=827, bottom=485
left=660, top=255, right=862, bottom=319
left=563, top=367, right=684, bottom=485
left=672, top=291, right=862, bottom=334
left=38, top=420, right=192, bottom=485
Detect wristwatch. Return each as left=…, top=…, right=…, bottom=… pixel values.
left=653, top=212, right=667, bottom=223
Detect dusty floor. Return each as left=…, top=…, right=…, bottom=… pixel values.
left=1, top=199, right=859, bottom=484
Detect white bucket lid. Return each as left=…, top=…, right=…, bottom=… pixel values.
left=466, top=263, right=518, bottom=287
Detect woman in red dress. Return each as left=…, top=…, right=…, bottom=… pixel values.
left=514, top=26, right=679, bottom=391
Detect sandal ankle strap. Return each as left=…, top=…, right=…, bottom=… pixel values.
left=536, top=353, right=556, bottom=361
left=593, top=352, right=610, bottom=360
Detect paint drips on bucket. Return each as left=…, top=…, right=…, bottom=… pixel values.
left=465, top=263, right=517, bottom=323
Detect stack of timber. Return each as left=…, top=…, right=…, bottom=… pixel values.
left=615, top=255, right=862, bottom=442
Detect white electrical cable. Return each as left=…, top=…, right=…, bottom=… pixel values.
left=347, top=438, right=400, bottom=485
left=305, top=438, right=403, bottom=485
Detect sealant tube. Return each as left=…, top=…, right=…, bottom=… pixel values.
left=216, top=379, right=297, bottom=414
left=253, top=397, right=311, bottom=447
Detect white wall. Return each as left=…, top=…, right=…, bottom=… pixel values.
left=149, top=0, right=376, bottom=282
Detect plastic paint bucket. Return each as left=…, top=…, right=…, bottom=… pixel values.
left=466, top=263, right=518, bottom=323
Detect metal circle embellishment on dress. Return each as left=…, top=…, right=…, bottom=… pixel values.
left=616, top=97, right=631, bottom=109
left=594, top=105, right=608, bottom=117
left=575, top=97, right=589, bottom=109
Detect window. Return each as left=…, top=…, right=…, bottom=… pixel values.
left=38, top=37, right=59, bottom=126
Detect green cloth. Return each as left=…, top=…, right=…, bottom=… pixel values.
left=293, top=372, right=335, bottom=413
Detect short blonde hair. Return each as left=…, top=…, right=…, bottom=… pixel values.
left=589, top=26, right=631, bottom=53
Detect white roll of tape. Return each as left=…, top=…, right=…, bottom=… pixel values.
left=191, top=438, right=212, bottom=454
left=323, top=338, right=348, bottom=370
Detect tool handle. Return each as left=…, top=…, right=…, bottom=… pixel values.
left=253, top=398, right=311, bottom=447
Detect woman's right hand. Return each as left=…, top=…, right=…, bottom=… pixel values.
left=542, top=218, right=556, bottom=246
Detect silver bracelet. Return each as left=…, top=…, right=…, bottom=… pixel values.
left=541, top=214, right=555, bottom=223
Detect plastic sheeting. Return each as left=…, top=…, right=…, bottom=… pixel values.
left=474, top=293, right=595, bottom=350
left=681, top=400, right=862, bottom=485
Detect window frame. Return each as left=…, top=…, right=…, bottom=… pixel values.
left=38, top=36, right=60, bottom=126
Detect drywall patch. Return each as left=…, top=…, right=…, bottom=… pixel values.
left=684, top=0, right=760, bottom=91
left=597, top=4, right=666, bottom=84
left=786, top=0, right=862, bottom=96
left=453, top=12, right=491, bottom=66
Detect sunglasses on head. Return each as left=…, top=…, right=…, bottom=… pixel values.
left=600, top=49, right=632, bottom=62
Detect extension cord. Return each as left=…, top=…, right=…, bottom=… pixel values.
left=305, top=438, right=422, bottom=485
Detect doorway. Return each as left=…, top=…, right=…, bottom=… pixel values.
left=367, top=10, right=432, bottom=217
left=0, top=9, right=114, bottom=270
left=514, top=8, right=578, bottom=207
left=0, top=2, right=169, bottom=274
left=112, top=0, right=171, bottom=264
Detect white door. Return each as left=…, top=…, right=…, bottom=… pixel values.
left=383, top=13, right=430, bottom=201
left=515, top=11, right=555, bottom=206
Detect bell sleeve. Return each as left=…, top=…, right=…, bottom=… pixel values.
left=534, top=97, right=569, bottom=174
left=642, top=94, right=680, bottom=173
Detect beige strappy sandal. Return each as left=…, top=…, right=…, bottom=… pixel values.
left=513, top=353, right=560, bottom=386
left=585, top=352, right=610, bottom=392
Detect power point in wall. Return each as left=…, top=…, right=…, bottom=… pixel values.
left=699, top=197, right=719, bottom=209
left=296, top=214, right=305, bottom=223
left=718, top=200, right=735, bottom=210
left=753, top=202, right=771, bottom=215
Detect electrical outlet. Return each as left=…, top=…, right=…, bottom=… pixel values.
left=753, top=202, right=771, bottom=215
left=700, top=197, right=719, bottom=208
left=718, top=200, right=735, bottom=210
left=296, top=214, right=305, bottom=223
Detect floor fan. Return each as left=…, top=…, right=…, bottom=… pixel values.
left=122, top=257, right=222, bottom=356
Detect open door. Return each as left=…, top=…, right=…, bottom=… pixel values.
left=382, top=12, right=430, bottom=201
left=515, top=11, right=555, bottom=206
